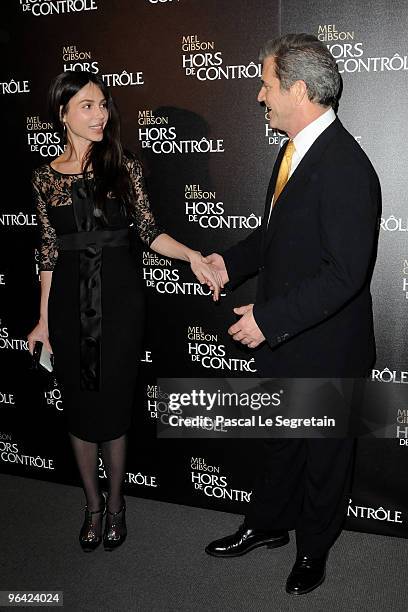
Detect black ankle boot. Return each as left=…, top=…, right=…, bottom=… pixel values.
left=79, top=492, right=106, bottom=552
left=103, top=499, right=127, bottom=551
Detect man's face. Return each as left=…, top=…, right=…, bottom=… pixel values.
left=257, top=56, right=296, bottom=133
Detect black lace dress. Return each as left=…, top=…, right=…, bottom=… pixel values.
left=32, top=156, right=162, bottom=442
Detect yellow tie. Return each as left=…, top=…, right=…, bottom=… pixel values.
left=273, top=139, right=296, bottom=204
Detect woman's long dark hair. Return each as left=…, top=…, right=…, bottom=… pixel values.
left=48, top=71, right=135, bottom=220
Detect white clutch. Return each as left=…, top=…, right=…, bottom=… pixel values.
left=32, top=341, right=54, bottom=373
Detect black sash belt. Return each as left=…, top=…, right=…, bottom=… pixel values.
left=57, top=229, right=130, bottom=392
left=57, top=228, right=130, bottom=251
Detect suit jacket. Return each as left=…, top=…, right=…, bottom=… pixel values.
left=223, top=118, right=381, bottom=377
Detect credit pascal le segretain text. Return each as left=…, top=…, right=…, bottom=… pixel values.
left=168, top=415, right=336, bottom=429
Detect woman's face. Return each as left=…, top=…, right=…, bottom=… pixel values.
left=61, top=81, right=109, bottom=144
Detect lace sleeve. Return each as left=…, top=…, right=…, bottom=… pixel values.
left=32, top=169, right=58, bottom=271
left=125, top=155, right=164, bottom=246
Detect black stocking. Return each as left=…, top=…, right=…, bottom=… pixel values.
left=100, top=433, right=127, bottom=513
left=69, top=432, right=103, bottom=515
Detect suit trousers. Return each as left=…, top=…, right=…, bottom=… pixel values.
left=245, top=437, right=355, bottom=557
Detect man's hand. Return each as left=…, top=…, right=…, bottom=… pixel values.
left=189, top=251, right=223, bottom=301
left=203, top=253, right=229, bottom=286
left=228, top=304, right=265, bottom=349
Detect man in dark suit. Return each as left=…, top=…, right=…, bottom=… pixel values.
left=204, top=33, right=380, bottom=595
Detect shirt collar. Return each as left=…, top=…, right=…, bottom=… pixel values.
left=292, top=107, right=336, bottom=159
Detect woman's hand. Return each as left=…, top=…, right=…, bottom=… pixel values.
left=189, top=251, right=224, bottom=301
left=27, top=319, right=52, bottom=355
left=148, top=236, right=224, bottom=301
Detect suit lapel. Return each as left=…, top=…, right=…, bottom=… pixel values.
left=264, top=143, right=286, bottom=219
left=259, top=142, right=287, bottom=254
left=264, top=118, right=342, bottom=250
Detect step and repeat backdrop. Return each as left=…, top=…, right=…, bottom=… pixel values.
left=1, top=1, right=407, bottom=538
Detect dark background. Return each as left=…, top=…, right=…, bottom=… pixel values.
left=1, top=0, right=407, bottom=538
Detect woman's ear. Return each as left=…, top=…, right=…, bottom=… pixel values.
left=59, top=104, right=65, bottom=123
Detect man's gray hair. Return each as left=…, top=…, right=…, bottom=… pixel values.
left=260, top=33, right=341, bottom=108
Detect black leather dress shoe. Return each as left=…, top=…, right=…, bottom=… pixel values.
left=285, top=555, right=326, bottom=595
left=205, top=523, right=289, bottom=557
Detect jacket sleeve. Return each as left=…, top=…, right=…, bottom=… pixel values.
left=222, top=225, right=263, bottom=289
left=253, top=159, right=380, bottom=348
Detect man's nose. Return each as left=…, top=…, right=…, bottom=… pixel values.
left=257, top=87, right=265, bottom=102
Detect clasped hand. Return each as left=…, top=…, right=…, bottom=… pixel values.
left=189, top=252, right=224, bottom=301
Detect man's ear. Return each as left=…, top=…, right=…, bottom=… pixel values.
left=292, top=80, right=307, bottom=105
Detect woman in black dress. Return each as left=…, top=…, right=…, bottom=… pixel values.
left=27, top=71, right=222, bottom=552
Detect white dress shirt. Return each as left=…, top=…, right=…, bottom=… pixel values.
left=267, top=107, right=336, bottom=224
